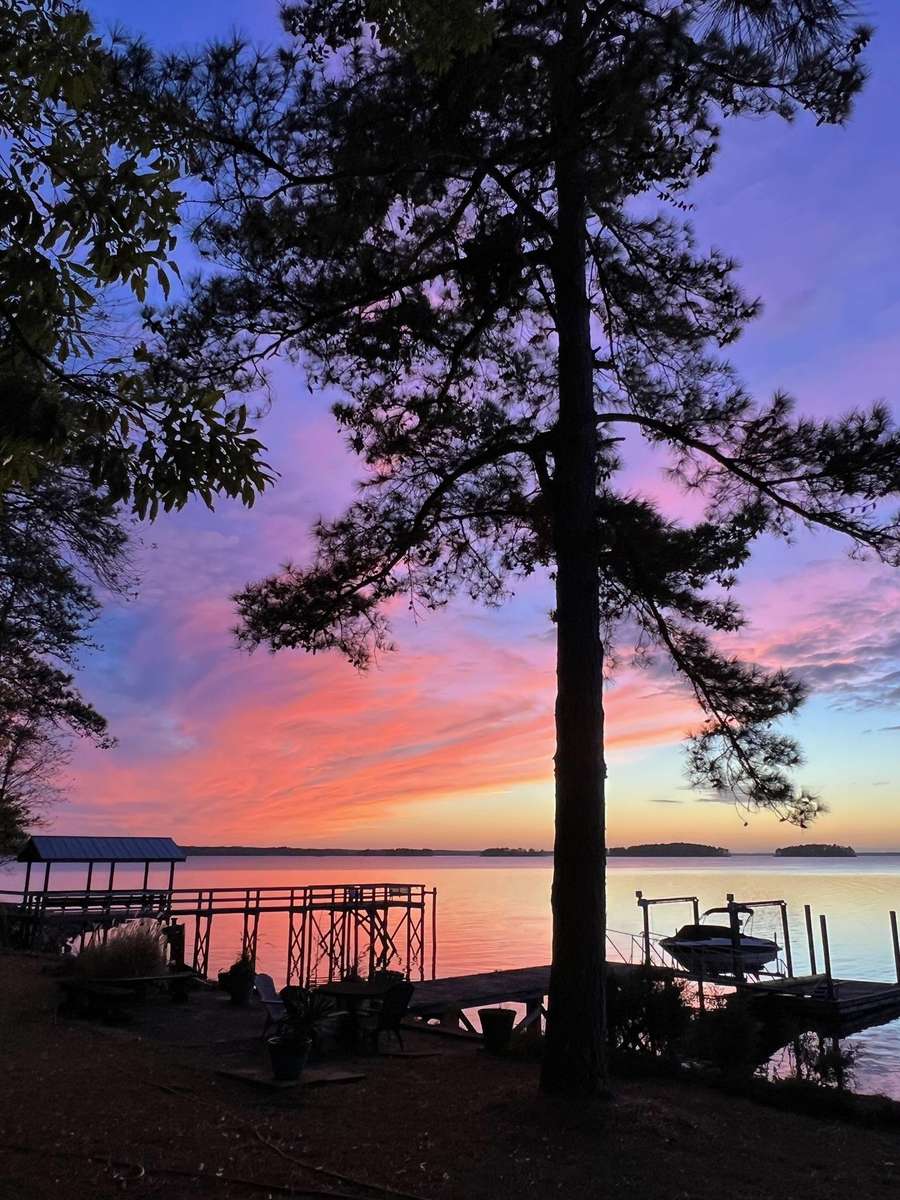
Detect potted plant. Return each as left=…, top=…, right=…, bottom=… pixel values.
left=479, top=1006, right=516, bottom=1054
left=219, top=951, right=255, bottom=1006
left=268, top=988, right=337, bottom=1081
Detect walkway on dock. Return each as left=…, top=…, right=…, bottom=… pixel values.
left=408, top=962, right=900, bottom=1036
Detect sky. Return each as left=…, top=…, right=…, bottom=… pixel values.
left=61, top=1, right=900, bottom=851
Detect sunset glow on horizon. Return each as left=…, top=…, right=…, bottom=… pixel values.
left=59, top=0, right=900, bottom=854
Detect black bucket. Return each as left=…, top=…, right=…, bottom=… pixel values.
left=479, top=1006, right=516, bottom=1054
left=267, top=1036, right=311, bottom=1082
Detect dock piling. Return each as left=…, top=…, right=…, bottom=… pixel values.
left=431, top=892, right=438, bottom=980
left=726, top=893, right=745, bottom=983
left=804, top=904, right=817, bottom=975
left=890, top=911, right=900, bottom=985
left=819, top=913, right=834, bottom=999
left=779, top=902, right=794, bottom=978
left=635, top=891, right=651, bottom=967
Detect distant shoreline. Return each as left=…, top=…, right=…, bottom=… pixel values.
left=608, top=842, right=729, bottom=858
left=180, top=845, right=900, bottom=858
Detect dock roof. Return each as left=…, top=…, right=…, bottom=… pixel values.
left=16, top=836, right=186, bottom=864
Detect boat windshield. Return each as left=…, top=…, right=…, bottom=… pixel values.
left=673, top=924, right=735, bottom=941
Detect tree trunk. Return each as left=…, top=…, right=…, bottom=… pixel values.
left=539, top=0, right=607, bottom=1097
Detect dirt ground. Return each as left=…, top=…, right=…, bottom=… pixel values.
left=1, top=953, right=898, bottom=1200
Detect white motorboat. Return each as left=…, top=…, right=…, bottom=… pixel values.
left=659, top=905, right=779, bottom=977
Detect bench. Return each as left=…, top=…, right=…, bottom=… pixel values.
left=104, top=970, right=197, bottom=1003
left=58, top=970, right=197, bottom=1019
left=58, top=979, right=134, bottom=1023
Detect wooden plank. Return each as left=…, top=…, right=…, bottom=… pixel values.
left=409, top=965, right=900, bottom=1038
left=747, top=975, right=900, bottom=1028
left=408, top=961, right=640, bottom=1017
left=408, top=966, right=552, bottom=1016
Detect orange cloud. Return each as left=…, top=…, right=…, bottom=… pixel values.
left=67, top=608, right=700, bottom=844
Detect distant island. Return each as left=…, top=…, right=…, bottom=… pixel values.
left=775, top=843, right=856, bottom=858
left=608, top=842, right=729, bottom=857
left=183, top=842, right=735, bottom=859
left=182, top=845, right=444, bottom=857
left=182, top=845, right=549, bottom=858
left=480, top=847, right=551, bottom=857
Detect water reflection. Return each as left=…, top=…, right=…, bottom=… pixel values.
left=768, top=1031, right=859, bottom=1090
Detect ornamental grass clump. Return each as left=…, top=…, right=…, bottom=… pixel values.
left=75, top=923, right=166, bottom=980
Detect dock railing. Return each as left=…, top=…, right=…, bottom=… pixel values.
left=0, top=881, right=437, bottom=986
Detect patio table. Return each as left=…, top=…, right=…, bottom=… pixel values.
left=316, top=979, right=395, bottom=1002
left=316, top=978, right=396, bottom=1047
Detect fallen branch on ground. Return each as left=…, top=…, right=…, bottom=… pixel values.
left=252, top=1127, right=432, bottom=1200
left=4, top=1142, right=364, bottom=1198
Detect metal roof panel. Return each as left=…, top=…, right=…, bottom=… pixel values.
left=17, top=836, right=186, bottom=863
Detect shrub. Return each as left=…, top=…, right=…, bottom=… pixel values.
left=690, top=993, right=765, bottom=1078
left=219, top=951, right=254, bottom=986
left=607, top=969, right=692, bottom=1060
left=76, top=922, right=166, bottom=979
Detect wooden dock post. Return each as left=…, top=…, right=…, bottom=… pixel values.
left=890, top=911, right=900, bottom=985
left=819, top=913, right=834, bottom=999
left=727, top=893, right=744, bottom=982
left=804, top=904, right=817, bottom=975
left=779, top=902, right=794, bottom=978
left=636, top=891, right=651, bottom=967
left=431, top=888, right=438, bottom=980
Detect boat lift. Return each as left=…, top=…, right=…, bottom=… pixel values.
left=635, top=890, right=794, bottom=982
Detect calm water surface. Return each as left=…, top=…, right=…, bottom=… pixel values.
left=5, top=853, right=900, bottom=1097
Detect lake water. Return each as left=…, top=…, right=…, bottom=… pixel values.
left=5, top=853, right=900, bottom=1097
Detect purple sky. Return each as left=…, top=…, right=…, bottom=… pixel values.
left=65, top=1, right=900, bottom=850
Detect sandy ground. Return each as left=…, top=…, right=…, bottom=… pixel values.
left=1, top=953, right=898, bottom=1200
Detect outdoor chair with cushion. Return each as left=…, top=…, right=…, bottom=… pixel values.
left=358, top=980, right=415, bottom=1053
left=254, top=972, right=286, bottom=1036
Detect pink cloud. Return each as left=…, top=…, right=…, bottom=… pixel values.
left=66, top=609, right=699, bottom=844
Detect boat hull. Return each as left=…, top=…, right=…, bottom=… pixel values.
left=659, top=935, right=778, bottom=977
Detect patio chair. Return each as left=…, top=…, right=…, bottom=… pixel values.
left=254, top=972, right=286, bottom=1037
left=360, top=981, right=415, bottom=1053
left=369, top=969, right=405, bottom=986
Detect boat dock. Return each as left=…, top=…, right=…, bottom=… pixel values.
left=407, top=962, right=900, bottom=1037
left=745, top=973, right=900, bottom=1029
left=407, top=961, right=657, bottom=1035
left=409, top=964, right=552, bottom=1034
